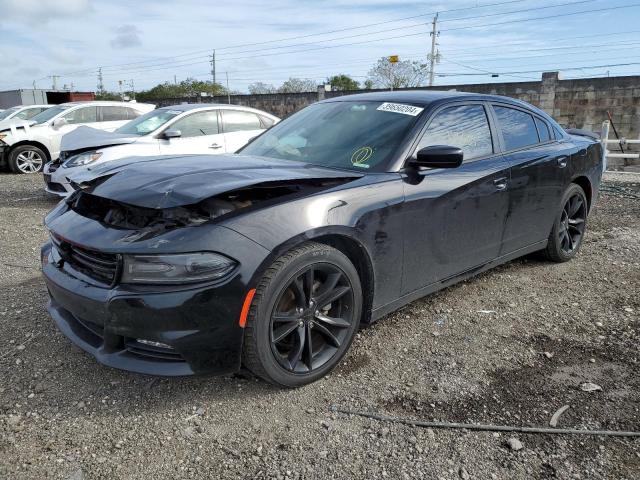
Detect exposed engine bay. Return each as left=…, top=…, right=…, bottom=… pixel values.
left=66, top=178, right=354, bottom=242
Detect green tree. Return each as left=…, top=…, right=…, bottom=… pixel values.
left=366, top=57, right=428, bottom=89
left=136, top=78, right=226, bottom=102
left=363, top=79, right=374, bottom=90
left=278, top=77, right=317, bottom=93
left=326, top=74, right=359, bottom=91
left=95, top=92, right=122, bottom=101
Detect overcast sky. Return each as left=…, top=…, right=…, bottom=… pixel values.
left=0, top=0, right=639, bottom=93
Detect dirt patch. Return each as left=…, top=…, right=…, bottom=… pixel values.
left=0, top=173, right=638, bottom=480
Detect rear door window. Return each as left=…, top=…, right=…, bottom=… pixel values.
left=417, top=104, right=494, bottom=161
left=493, top=106, right=539, bottom=150
left=222, top=110, right=263, bottom=132
left=168, top=110, right=220, bottom=137
left=63, top=106, right=98, bottom=124
left=535, top=117, right=551, bottom=142
left=100, top=106, right=130, bottom=121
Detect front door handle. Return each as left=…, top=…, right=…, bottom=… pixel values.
left=493, top=177, right=508, bottom=190
left=209, top=143, right=223, bottom=149
left=557, top=156, right=568, bottom=168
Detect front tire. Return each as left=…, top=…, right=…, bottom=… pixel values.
left=242, top=242, right=362, bottom=387
left=543, top=183, right=588, bottom=262
left=9, top=145, right=46, bottom=174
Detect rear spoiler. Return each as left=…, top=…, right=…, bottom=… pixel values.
left=566, top=128, right=600, bottom=141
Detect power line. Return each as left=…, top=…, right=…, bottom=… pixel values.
left=52, top=0, right=603, bottom=79
left=51, top=0, right=531, bottom=77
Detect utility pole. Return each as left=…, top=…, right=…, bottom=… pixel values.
left=226, top=72, right=230, bottom=104
left=97, top=67, right=105, bottom=95
left=50, top=75, right=60, bottom=90
left=210, top=50, right=216, bottom=85
left=428, top=13, right=440, bottom=87
left=130, top=79, right=135, bottom=100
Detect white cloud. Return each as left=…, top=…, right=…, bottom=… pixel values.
left=0, top=0, right=91, bottom=23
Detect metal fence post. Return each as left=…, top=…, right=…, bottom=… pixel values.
left=601, top=120, right=610, bottom=172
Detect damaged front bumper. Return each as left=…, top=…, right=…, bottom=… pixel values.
left=43, top=161, right=74, bottom=197
left=40, top=218, right=271, bottom=376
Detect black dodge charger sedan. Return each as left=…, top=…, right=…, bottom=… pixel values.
left=42, top=91, right=603, bottom=387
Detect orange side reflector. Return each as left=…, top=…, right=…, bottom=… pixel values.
left=239, top=288, right=256, bottom=328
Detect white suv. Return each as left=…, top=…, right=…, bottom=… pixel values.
left=0, top=101, right=155, bottom=174
left=0, top=105, right=53, bottom=129
left=44, top=104, right=279, bottom=196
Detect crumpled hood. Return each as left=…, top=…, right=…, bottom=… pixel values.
left=60, top=126, right=139, bottom=153
left=77, top=154, right=363, bottom=209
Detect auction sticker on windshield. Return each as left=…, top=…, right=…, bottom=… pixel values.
left=377, top=102, right=424, bottom=116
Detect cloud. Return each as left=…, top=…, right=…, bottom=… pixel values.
left=110, top=25, right=142, bottom=49
left=0, top=0, right=91, bottom=23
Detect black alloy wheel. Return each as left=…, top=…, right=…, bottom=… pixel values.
left=269, top=263, right=354, bottom=373
left=243, top=242, right=362, bottom=387
left=544, top=183, right=588, bottom=262
left=558, top=192, right=587, bottom=255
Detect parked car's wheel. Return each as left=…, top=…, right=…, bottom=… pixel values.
left=9, top=145, right=46, bottom=174
left=544, top=183, right=588, bottom=262
left=243, top=242, right=362, bottom=387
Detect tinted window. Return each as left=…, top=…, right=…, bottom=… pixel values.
left=223, top=110, right=262, bottom=132
left=63, top=106, right=98, bottom=124
left=417, top=104, right=493, bottom=161
left=241, top=101, right=422, bottom=172
left=535, top=117, right=551, bottom=142
left=100, top=106, right=129, bottom=121
left=494, top=106, right=539, bottom=150
left=169, top=110, right=219, bottom=137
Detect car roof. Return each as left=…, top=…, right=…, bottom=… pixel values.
left=321, top=90, right=541, bottom=110
left=59, top=101, right=154, bottom=107
left=155, top=103, right=279, bottom=118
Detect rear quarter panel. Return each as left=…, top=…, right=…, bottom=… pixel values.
left=568, top=135, right=603, bottom=211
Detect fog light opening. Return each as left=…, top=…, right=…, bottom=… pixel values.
left=136, top=339, right=174, bottom=350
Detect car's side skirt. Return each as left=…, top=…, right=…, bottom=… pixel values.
left=370, top=239, right=548, bottom=322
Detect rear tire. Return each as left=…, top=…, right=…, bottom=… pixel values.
left=543, top=183, right=588, bottom=262
left=242, top=242, right=362, bottom=387
left=9, top=145, right=46, bottom=174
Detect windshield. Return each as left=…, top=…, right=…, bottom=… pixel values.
left=115, top=109, right=182, bottom=136
left=30, top=105, right=70, bottom=124
left=239, top=101, right=423, bottom=172
left=0, top=107, right=20, bottom=120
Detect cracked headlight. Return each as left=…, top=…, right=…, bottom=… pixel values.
left=63, top=151, right=102, bottom=168
left=121, top=253, right=237, bottom=284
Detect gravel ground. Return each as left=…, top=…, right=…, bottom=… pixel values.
left=0, top=173, right=638, bottom=480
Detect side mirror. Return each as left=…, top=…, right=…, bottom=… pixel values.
left=52, top=118, right=67, bottom=129
left=411, top=145, right=463, bottom=169
left=163, top=129, right=182, bottom=139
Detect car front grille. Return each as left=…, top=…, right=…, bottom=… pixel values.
left=52, top=235, right=120, bottom=285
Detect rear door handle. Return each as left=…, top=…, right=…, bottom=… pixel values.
left=493, top=177, right=508, bottom=190
left=557, top=156, right=568, bottom=168
left=209, top=143, right=223, bottom=149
